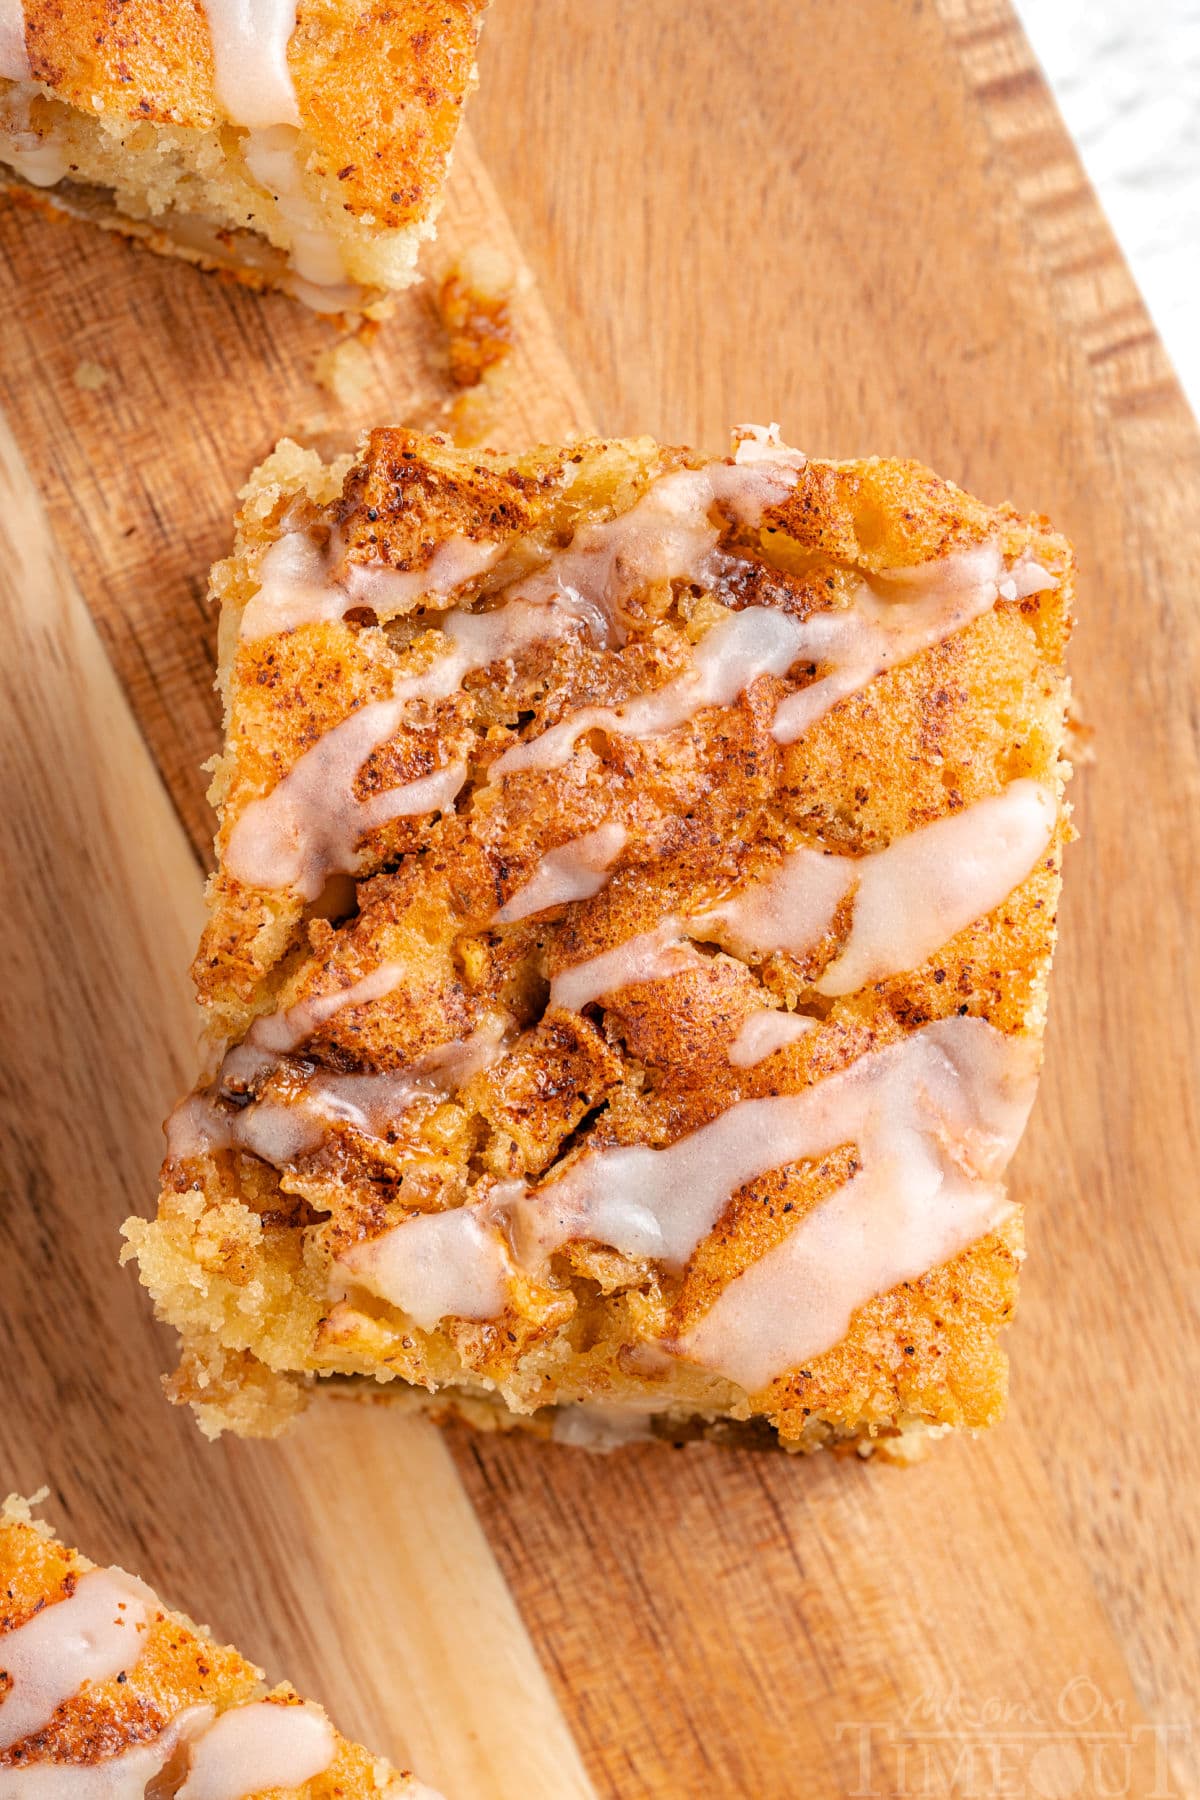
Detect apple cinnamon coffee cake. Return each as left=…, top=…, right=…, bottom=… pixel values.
left=0, top=1495, right=441, bottom=1796
left=0, top=0, right=489, bottom=311
left=123, top=423, right=1073, bottom=1453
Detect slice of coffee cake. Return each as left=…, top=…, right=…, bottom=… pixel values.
left=0, top=1496, right=440, bottom=1795
left=124, top=424, right=1073, bottom=1452
left=0, top=0, right=489, bottom=311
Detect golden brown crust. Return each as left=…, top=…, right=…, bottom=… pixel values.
left=0, top=1501, right=416, bottom=1793
left=22, top=0, right=217, bottom=123
left=19, top=0, right=488, bottom=231
left=125, top=428, right=1073, bottom=1448
left=290, top=0, right=489, bottom=231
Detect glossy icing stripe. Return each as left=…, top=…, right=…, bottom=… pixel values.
left=200, top=0, right=358, bottom=291
left=491, top=603, right=805, bottom=779
left=814, top=779, right=1056, bottom=994
left=226, top=455, right=1055, bottom=913
left=0, top=0, right=29, bottom=80
left=770, top=548, right=1055, bottom=744
left=335, top=1017, right=1039, bottom=1377
left=496, top=823, right=629, bottom=923
left=726, top=1009, right=819, bottom=1067
left=225, top=453, right=801, bottom=894
left=168, top=1018, right=509, bottom=1164
left=550, top=781, right=1055, bottom=1010
left=224, top=698, right=467, bottom=900
left=1, top=1698, right=337, bottom=1800
left=177, top=1701, right=335, bottom=1799
left=0, top=1569, right=153, bottom=1752
left=227, top=588, right=603, bottom=896
left=0, top=1708, right=211, bottom=1797
left=239, top=449, right=797, bottom=646
left=495, top=542, right=1055, bottom=778
left=200, top=0, right=301, bottom=130
left=239, top=531, right=504, bottom=641
left=339, top=1204, right=517, bottom=1331
left=248, top=959, right=410, bottom=1053
left=549, top=916, right=701, bottom=1013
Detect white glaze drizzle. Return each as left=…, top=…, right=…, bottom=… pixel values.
left=177, top=1701, right=335, bottom=1800
left=815, top=779, right=1056, bottom=994
left=510, top=1022, right=1036, bottom=1274
left=339, top=1205, right=516, bottom=1331
left=694, top=842, right=855, bottom=960
left=0, top=1695, right=336, bottom=1800
left=251, top=958, right=409, bottom=1054
left=495, top=823, right=628, bottom=923
left=0, top=0, right=29, bottom=80
left=200, top=0, right=354, bottom=292
left=482, top=455, right=802, bottom=778
left=674, top=1023, right=1036, bottom=1389
left=0, top=119, right=68, bottom=186
left=168, top=1018, right=508, bottom=1165
left=0, top=1708, right=212, bottom=1798
left=999, top=560, right=1054, bottom=602
left=225, top=453, right=800, bottom=897
left=227, top=585, right=607, bottom=898
left=239, top=452, right=774, bottom=651
left=273, top=1016, right=507, bottom=1133
left=515, top=1017, right=1035, bottom=1275
left=0, top=76, right=69, bottom=187
left=334, top=1018, right=1038, bottom=1375
left=201, top=0, right=300, bottom=130
left=491, top=603, right=805, bottom=780
left=232, top=435, right=1043, bottom=914
left=241, top=127, right=343, bottom=288
left=549, top=916, right=703, bottom=1013
left=550, top=781, right=1054, bottom=1010
left=495, top=457, right=797, bottom=640
left=727, top=1009, right=819, bottom=1067
left=167, top=1087, right=309, bottom=1165
left=770, top=544, right=1055, bottom=744
left=239, top=530, right=504, bottom=642
left=225, top=704, right=467, bottom=901
left=731, top=422, right=807, bottom=469
left=491, top=527, right=1056, bottom=775
left=205, top=776, right=1051, bottom=1173
left=0, top=1570, right=152, bottom=1753
left=0, top=1540, right=348, bottom=1800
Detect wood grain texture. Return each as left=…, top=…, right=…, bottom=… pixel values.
left=0, top=2, right=1196, bottom=1796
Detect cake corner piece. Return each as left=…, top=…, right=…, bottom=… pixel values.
left=125, top=419, right=1073, bottom=1456
left=0, top=0, right=492, bottom=312
left=0, top=1493, right=441, bottom=1794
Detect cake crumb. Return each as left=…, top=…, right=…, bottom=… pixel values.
left=73, top=359, right=110, bottom=391
left=312, top=334, right=376, bottom=408
left=436, top=246, right=516, bottom=390
left=1066, top=695, right=1096, bottom=767
left=429, top=246, right=523, bottom=445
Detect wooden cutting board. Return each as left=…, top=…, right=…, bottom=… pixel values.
left=1, top=3, right=1196, bottom=1796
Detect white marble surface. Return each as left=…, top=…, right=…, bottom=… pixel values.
left=1014, top=0, right=1200, bottom=415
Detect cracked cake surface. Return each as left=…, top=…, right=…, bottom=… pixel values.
left=0, top=1495, right=441, bottom=1795
left=0, top=0, right=490, bottom=310
left=123, top=423, right=1073, bottom=1450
